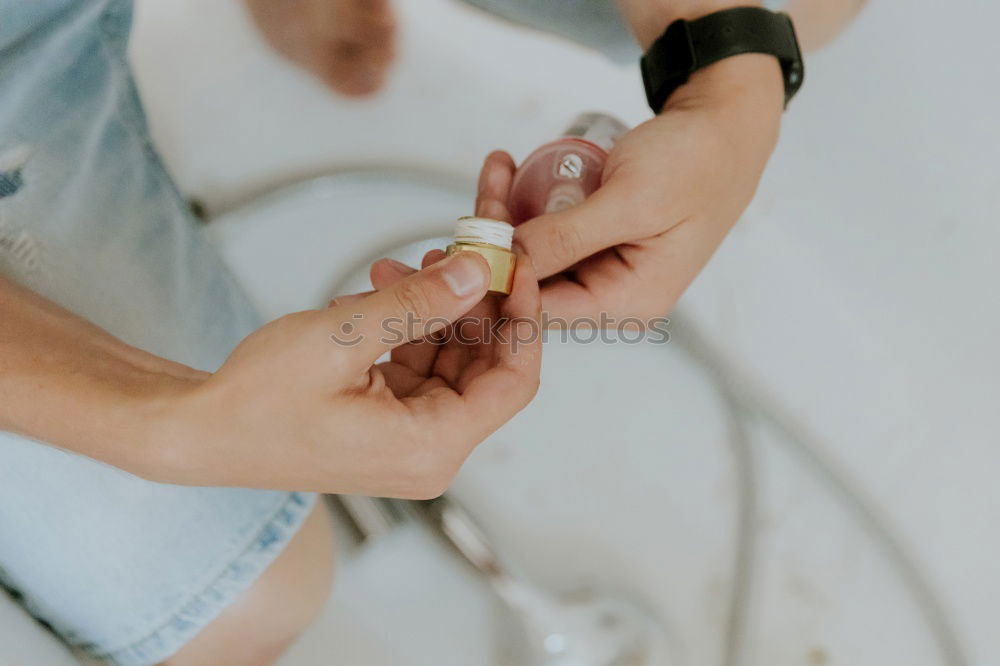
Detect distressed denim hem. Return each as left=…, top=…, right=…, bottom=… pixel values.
left=90, top=491, right=317, bottom=666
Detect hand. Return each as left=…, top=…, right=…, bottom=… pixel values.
left=480, top=56, right=785, bottom=324
left=151, top=251, right=541, bottom=499
left=244, top=0, right=397, bottom=97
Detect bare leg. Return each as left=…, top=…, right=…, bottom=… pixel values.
left=786, top=0, right=869, bottom=50
left=162, top=501, right=335, bottom=666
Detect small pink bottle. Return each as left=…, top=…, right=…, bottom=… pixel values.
left=508, top=112, right=628, bottom=225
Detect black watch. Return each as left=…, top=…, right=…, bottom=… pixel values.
left=640, top=6, right=804, bottom=112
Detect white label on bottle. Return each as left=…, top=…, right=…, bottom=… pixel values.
left=562, top=113, right=629, bottom=153
left=545, top=183, right=586, bottom=214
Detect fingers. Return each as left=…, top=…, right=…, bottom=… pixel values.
left=342, top=251, right=491, bottom=364
left=496, top=250, right=543, bottom=373
left=392, top=255, right=541, bottom=482
left=513, top=183, right=636, bottom=279
left=476, top=151, right=516, bottom=223
left=381, top=251, right=543, bottom=484
left=327, top=292, right=371, bottom=309
left=370, top=257, right=415, bottom=291
left=538, top=275, right=605, bottom=325
left=370, top=254, right=442, bottom=376
left=538, top=220, right=721, bottom=322
left=457, top=250, right=542, bottom=426
left=374, top=361, right=426, bottom=397
left=421, top=249, right=447, bottom=269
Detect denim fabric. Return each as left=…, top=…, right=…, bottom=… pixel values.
left=0, top=2, right=315, bottom=664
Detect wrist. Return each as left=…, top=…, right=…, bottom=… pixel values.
left=125, top=369, right=211, bottom=483
left=628, top=2, right=787, bottom=117
left=666, top=55, right=785, bottom=164
left=665, top=53, right=785, bottom=117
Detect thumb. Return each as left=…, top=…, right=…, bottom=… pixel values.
left=340, top=251, right=491, bottom=363
left=513, top=185, right=631, bottom=279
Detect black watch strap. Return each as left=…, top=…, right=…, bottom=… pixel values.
left=640, top=7, right=804, bottom=112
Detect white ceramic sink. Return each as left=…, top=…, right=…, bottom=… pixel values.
left=207, top=170, right=947, bottom=666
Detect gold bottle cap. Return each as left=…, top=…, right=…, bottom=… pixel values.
left=447, top=217, right=516, bottom=295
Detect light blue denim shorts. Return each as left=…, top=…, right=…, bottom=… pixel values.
left=0, top=2, right=315, bottom=664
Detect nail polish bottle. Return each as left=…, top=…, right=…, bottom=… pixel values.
left=508, top=112, right=628, bottom=225
left=446, top=216, right=516, bottom=295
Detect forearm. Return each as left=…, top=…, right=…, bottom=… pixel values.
left=0, top=274, right=204, bottom=476
left=616, top=0, right=866, bottom=52
left=785, top=0, right=868, bottom=50
left=617, top=0, right=765, bottom=50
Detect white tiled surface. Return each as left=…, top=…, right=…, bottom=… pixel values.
left=3, top=0, right=987, bottom=665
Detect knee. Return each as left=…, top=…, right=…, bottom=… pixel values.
left=164, top=501, right=335, bottom=666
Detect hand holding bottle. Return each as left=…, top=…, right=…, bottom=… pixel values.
left=492, top=56, right=785, bottom=325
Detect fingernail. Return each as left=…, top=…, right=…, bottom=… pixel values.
left=440, top=253, right=487, bottom=297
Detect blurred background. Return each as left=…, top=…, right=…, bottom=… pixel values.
left=12, top=0, right=997, bottom=664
